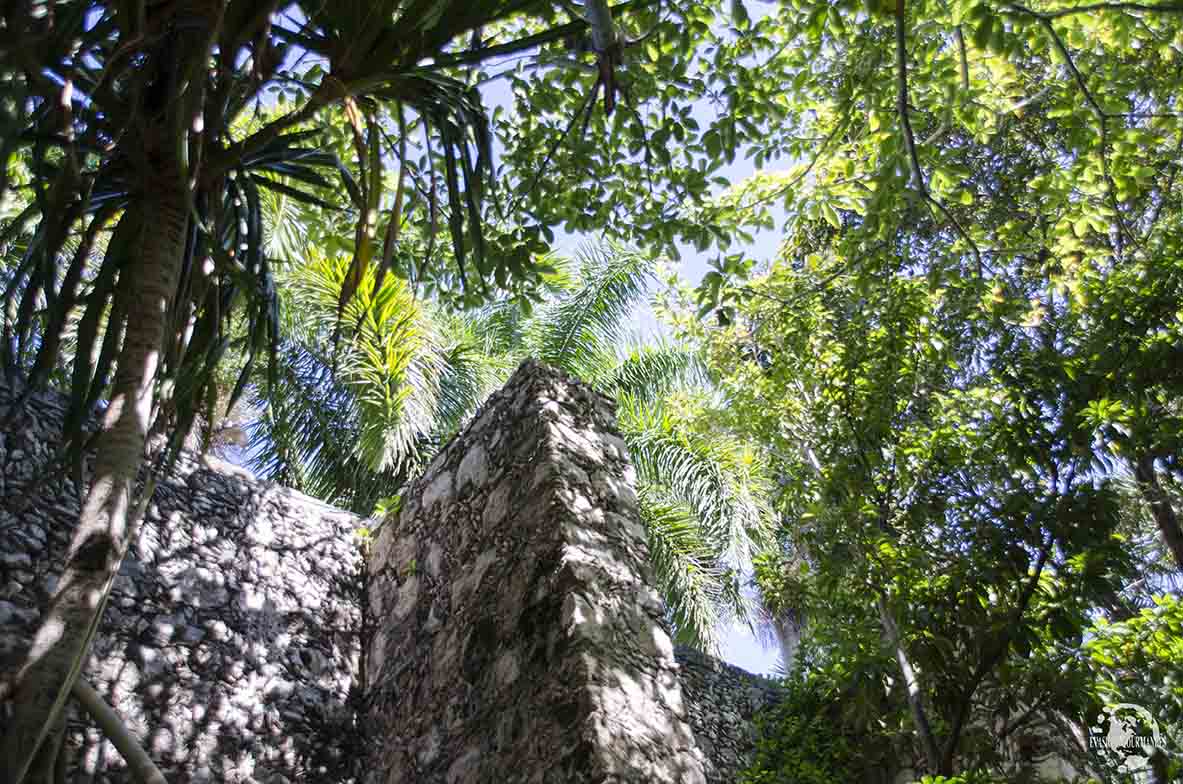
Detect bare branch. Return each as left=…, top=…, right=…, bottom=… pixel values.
left=73, top=678, right=167, bottom=784
left=895, top=0, right=926, bottom=193
left=954, top=26, right=969, bottom=91
left=896, top=0, right=985, bottom=275
left=1004, top=0, right=1183, bottom=19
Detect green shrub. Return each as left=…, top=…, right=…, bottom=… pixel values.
left=738, top=676, right=879, bottom=784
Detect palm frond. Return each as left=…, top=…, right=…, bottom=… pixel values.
left=531, top=242, right=655, bottom=382
left=618, top=392, right=773, bottom=569
left=601, top=340, right=705, bottom=404
left=247, top=339, right=404, bottom=513
left=639, top=489, right=734, bottom=654
left=290, top=251, right=449, bottom=475
left=430, top=310, right=518, bottom=443
left=257, top=184, right=310, bottom=264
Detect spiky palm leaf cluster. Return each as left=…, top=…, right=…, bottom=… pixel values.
left=251, top=252, right=495, bottom=513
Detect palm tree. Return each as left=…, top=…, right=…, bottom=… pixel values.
left=0, top=4, right=639, bottom=779
left=250, top=241, right=774, bottom=651
left=251, top=249, right=502, bottom=513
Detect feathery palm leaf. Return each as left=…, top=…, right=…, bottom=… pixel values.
left=250, top=253, right=513, bottom=511
left=287, top=253, right=445, bottom=470
left=601, top=341, right=705, bottom=404
left=531, top=242, right=654, bottom=381
left=639, top=490, right=733, bottom=652
left=427, top=309, right=518, bottom=446
left=618, top=391, right=772, bottom=572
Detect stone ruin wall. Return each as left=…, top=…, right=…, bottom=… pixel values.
left=1, top=361, right=781, bottom=783
left=365, top=360, right=711, bottom=783
left=0, top=380, right=367, bottom=782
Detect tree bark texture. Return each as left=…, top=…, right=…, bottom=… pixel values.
left=877, top=596, right=942, bottom=775
left=0, top=5, right=203, bottom=770
left=1, top=184, right=188, bottom=783
left=1134, top=453, right=1183, bottom=572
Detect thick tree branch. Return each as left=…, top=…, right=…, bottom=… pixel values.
left=1134, top=453, right=1183, bottom=571
left=939, top=529, right=1054, bottom=773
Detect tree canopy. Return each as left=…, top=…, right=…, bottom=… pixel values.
left=2, top=0, right=1183, bottom=781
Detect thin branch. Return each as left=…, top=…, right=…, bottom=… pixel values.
left=430, top=0, right=661, bottom=70
left=1000, top=85, right=1052, bottom=117
left=996, top=692, right=1053, bottom=743
left=73, top=678, right=167, bottom=784
left=1004, top=0, right=1183, bottom=19
left=923, top=194, right=985, bottom=275
left=896, top=0, right=985, bottom=275
left=895, top=0, right=926, bottom=192
left=710, top=117, right=849, bottom=219
left=954, top=26, right=970, bottom=91
left=1015, top=8, right=1137, bottom=249
left=618, top=78, right=659, bottom=198
left=507, top=81, right=599, bottom=218
left=473, top=56, right=597, bottom=86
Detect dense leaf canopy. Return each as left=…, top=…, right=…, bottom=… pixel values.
left=2, top=0, right=1183, bottom=781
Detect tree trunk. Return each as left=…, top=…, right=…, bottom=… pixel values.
left=1134, top=453, right=1183, bottom=572
left=773, top=607, right=803, bottom=675
left=877, top=596, right=942, bottom=774
left=72, top=678, right=168, bottom=784
left=0, top=174, right=188, bottom=784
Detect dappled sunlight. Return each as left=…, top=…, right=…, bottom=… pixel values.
left=1, top=383, right=366, bottom=782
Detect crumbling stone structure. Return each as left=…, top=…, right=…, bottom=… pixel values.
left=0, top=380, right=366, bottom=782
left=1, top=361, right=780, bottom=783
left=364, top=360, right=710, bottom=782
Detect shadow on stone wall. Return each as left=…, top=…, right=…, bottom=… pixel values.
left=1, top=382, right=367, bottom=783
left=1, top=364, right=782, bottom=783
left=364, top=360, right=783, bottom=784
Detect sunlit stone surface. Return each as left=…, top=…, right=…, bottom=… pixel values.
left=1, top=363, right=779, bottom=783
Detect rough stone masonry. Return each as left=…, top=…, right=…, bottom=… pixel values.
left=364, top=359, right=713, bottom=783
left=0, top=379, right=366, bottom=782
left=2, top=361, right=779, bottom=783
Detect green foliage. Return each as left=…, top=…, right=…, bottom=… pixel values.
left=248, top=241, right=773, bottom=650
left=659, top=0, right=1183, bottom=776
left=1086, top=595, right=1183, bottom=746
left=5, top=0, right=1181, bottom=775
left=739, top=675, right=889, bottom=784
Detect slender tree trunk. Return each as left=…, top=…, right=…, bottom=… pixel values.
left=877, top=596, right=942, bottom=774
left=72, top=678, right=168, bottom=784
left=773, top=608, right=803, bottom=675
left=1134, top=453, right=1183, bottom=571
left=0, top=3, right=219, bottom=775
left=1, top=181, right=187, bottom=781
